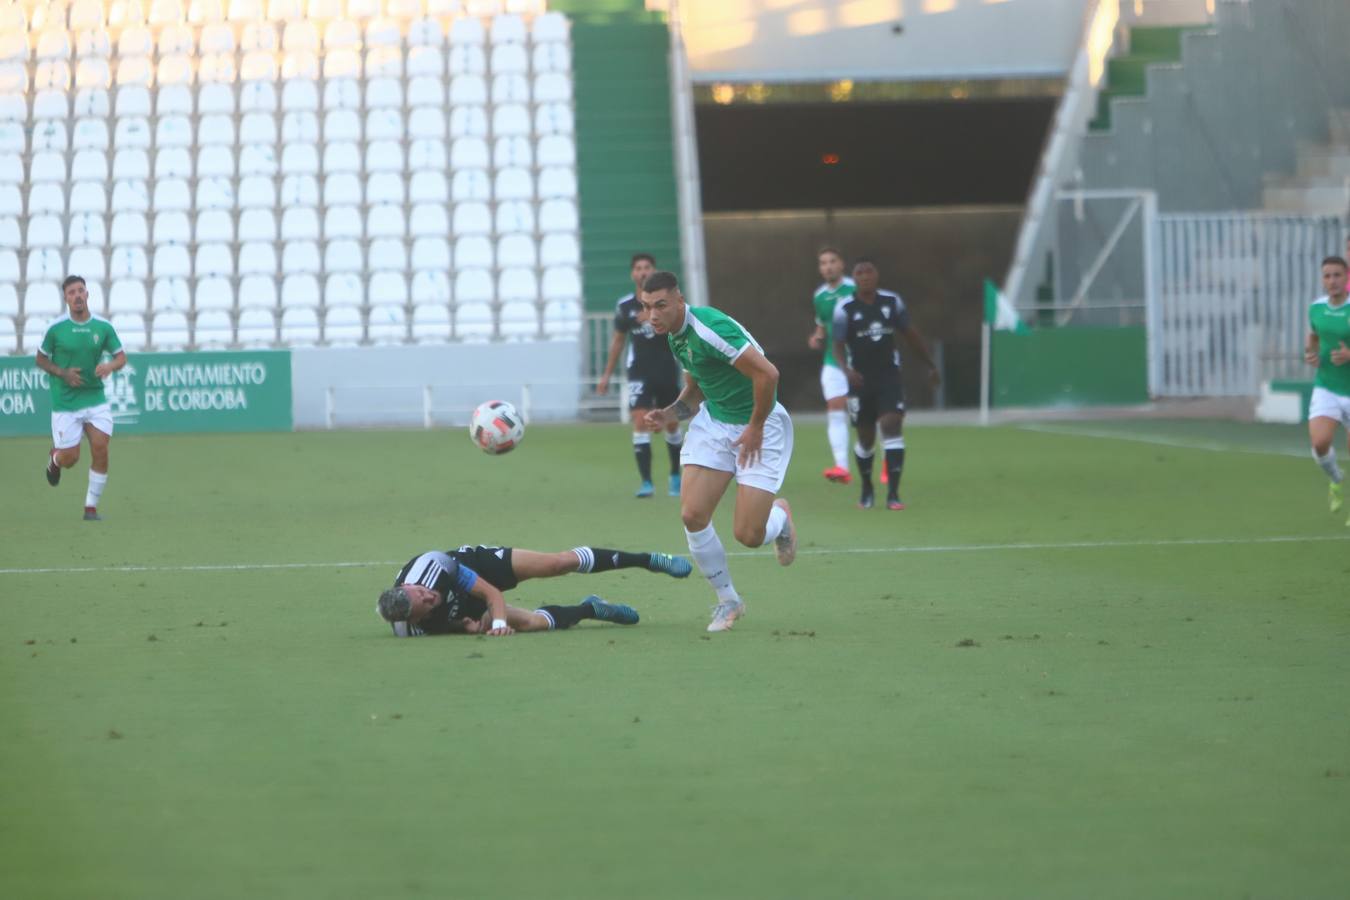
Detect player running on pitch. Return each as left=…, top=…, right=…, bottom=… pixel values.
left=1305, top=255, right=1350, bottom=523
left=640, top=271, right=797, bottom=633
left=807, top=247, right=856, bottom=484
left=376, top=543, right=691, bottom=637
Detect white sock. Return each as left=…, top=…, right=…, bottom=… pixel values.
left=827, top=409, right=849, bottom=468
left=632, top=432, right=651, bottom=446
left=759, top=503, right=787, bottom=547
left=665, top=429, right=683, bottom=445
left=684, top=524, right=739, bottom=603
left=1314, top=448, right=1343, bottom=484
left=854, top=441, right=875, bottom=459
left=85, top=470, right=107, bottom=508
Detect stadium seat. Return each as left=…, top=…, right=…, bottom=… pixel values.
left=409, top=138, right=447, bottom=170
left=283, top=241, right=322, bottom=278
left=239, top=80, right=277, bottom=113
left=112, top=312, right=148, bottom=351
left=490, top=44, right=528, bottom=75
left=33, top=121, right=68, bottom=152
left=71, top=0, right=108, bottom=29
left=499, top=301, right=539, bottom=340
left=324, top=273, right=363, bottom=307
left=68, top=246, right=107, bottom=281
left=240, top=210, right=281, bottom=248
left=449, top=17, right=485, bottom=46
left=30, top=151, right=67, bottom=182
left=34, top=60, right=72, bottom=93
left=239, top=145, right=278, bottom=177
left=492, top=73, right=530, bottom=105
left=239, top=176, right=277, bottom=210
left=196, top=243, right=235, bottom=280
left=324, top=74, right=361, bottom=107
left=494, top=135, right=532, bottom=169
left=151, top=310, right=190, bottom=350
left=72, top=118, right=109, bottom=151
left=281, top=175, right=319, bottom=208
left=324, top=239, right=363, bottom=273
left=203, top=82, right=240, bottom=114
left=533, top=72, right=572, bottom=104
left=366, top=49, right=402, bottom=80
left=284, top=113, right=320, bottom=145
left=0, top=315, right=16, bottom=353
left=535, top=103, right=574, bottom=136
left=280, top=306, right=320, bottom=345
left=158, top=23, right=195, bottom=54
left=409, top=171, right=447, bottom=204
left=543, top=299, right=580, bottom=339
left=0, top=63, right=26, bottom=95
left=281, top=142, right=319, bottom=175
left=199, top=53, right=236, bottom=83
left=366, top=172, right=404, bottom=205
left=110, top=212, right=148, bottom=247
left=454, top=268, right=493, bottom=303
left=197, top=146, right=235, bottom=178
left=367, top=303, right=407, bottom=345
left=154, top=211, right=192, bottom=248
left=113, top=149, right=150, bottom=181
left=490, top=12, right=526, bottom=44
left=540, top=233, right=580, bottom=267
left=451, top=169, right=491, bottom=202
left=197, top=209, right=234, bottom=244
left=454, top=302, right=493, bottom=341
left=407, top=18, right=443, bottom=48
left=241, top=21, right=277, bottom=50
left=237, top=308, right=277, bottom=347
left=365, top=108, right=404, bottom=141
left=449, top=74, right=486, bottom=106
left=195, top=277, right=235, bottom=311
left=450, top=137, right=489, bottom=169
left=537, top=134, right=576, bottom=168
left=115, top=56, right=153, bottom=89
left=497, top=233, right=536, bottom=268
left=366, top=17, right=401, bottom=48
left=370, top=271, right=407, bottom=305
left=411, top=238, right=450, bottom=271
left=157, top=55, right=195, bottom=87
left=155, top=116, right=192, bottom=149
left=324, top=206, right=363, bottom=241
left=324, top=141, right=361, bottom=174
left=411, top=302, right=452, bottom=343
left=110, top=246, right=150, bottom=279
left=198, top=115, right=235, bottom=147
left=239, top=274, right=279, bottom=309
left=239, top=113, right=277, bottom=146
left=533, top=11, right=569, bottom=43
left=427, top=0, right=463, bottom=15
left=450, top=202, right=489, bottom=236
left=71, top=150, right=108, bottom=182
left=367, top=205, right=405, bottom=239
left=0, top=216, right=19, bottom=247
left=153, top=276, right=192, bottom=311
left=197, top=178, right=234, bottom=210
left=455, top=236, right=493, bottom=270
left=109, top=279, right=148, bottom=313
left=193, top=310, right=234, bottom=347
left=282, top=78, right=319, bottom=111
left=324, top=172, right=362, bottom=207
left=0, top=185, right=17, bottom=217
left=26, top=215, right=65, bottom=247
left=0, top=249, right=18, bottom=285
left=449, top=44, right=486, bottom=76
left=407, top=75, right=445, bottom=108
left=491, top=103, right=530, bottom=137
left=448, top=106, right=488, bottom=139
left=238, top=242, right=277, bottom=276
left=0, top=123, right=24, bottom=155
left=27, top=184, right=65, bottom=215
left=154, top=245, right=192, bottom=279
left=407, top=47, right=444, bottom=79
left=153, top=178, right=191, bottom=211
left=494, top=167, right=533, bottom=201
left=282, top=51, right=320, bottom=80
left=538, top=167, right=577, bottom=200
left=282, top=208, right=320, bottom=241
left=22, top=312, right=55, bottom=352
left=324, top=108, right=360, bottom=142
left=0, top=94, right=23, bottom=124
left=499, top=268, right=538, bottom=303
left=33, top=90, right=68, bottom=121
left=542, top=266, right=582, bottom=302
left=323, top=304, right=363, bottom=345
left=368, top=238, right=406, bottom=272
left=495, top=200, right=534, bottom=235
left=365, top=140, right=403, bottom=172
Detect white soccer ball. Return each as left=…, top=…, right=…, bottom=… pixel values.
left=469, top=400, right=525, bottom=455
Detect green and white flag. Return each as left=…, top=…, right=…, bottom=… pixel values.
left=983, top=278, right=1029, bottom=333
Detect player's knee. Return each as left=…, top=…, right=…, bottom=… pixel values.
left=681, top=506, right=710, bottom=532
left=1314, top=437, right=1334, bottom=456
left=733, top=523, right=765, bottom=547
left=57, top=447, right=79, bottom=467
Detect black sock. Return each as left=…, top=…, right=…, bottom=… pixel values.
left=855, top=449, right=874, bottom=483
left=885, top=448, right=905, bottom=496
left=571, top=547, right=651, bottom=573
left=665, top=438, right=682, bottom=475
left=539, top=604, right=593, bottom=630
left=634, top=441, right=652, bottom=482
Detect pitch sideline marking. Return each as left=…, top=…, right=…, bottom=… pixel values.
left=0, top=534, right=1342, bottom=576
left=1015, top=423, right=1307, bottom=459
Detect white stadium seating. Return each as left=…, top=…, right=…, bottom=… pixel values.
left=0, top=3, right=580, bottom=349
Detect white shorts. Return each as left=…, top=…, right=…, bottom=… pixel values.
left=681, top=402, right=794, bottom=494
left=1309, top=386, right=1350, bottom=427
left=51, top=402, right=113, bottom=450
left=820, top=364, right=849, bottom=401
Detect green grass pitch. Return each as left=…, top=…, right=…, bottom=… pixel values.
left=2, top=419, right=1348, bottom=899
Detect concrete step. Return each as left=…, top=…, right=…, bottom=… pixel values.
left=1119, top=0, right=1213, bottom=27
left=1297, top=145, right=1350, bottom=179
left=1331, top=110, right=1350, bottom=146
left=1262, top=182, right=1350, bottom=216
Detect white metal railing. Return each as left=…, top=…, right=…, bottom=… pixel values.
left=1153, top=211, right=1346, bottom=396
left=322, top=376, right=630, bottom=429
left=1002, top=0, right=1122, bottom=311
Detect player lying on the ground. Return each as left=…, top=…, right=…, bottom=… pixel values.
left=375, top=543, right=691, bottom=637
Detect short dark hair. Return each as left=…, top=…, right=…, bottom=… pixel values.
left=1323, top=256, right=1349, bottom=271
left=852, top=257, right=876, bottom=269
left=642, top=271, right=680, bottom=294
left=62, top=275, right=86, bottom=291
left=630, top=253, right=656, bottom=268
left=818, top=246, right=843, bottom=261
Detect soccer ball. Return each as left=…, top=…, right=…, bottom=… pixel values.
left=469, top=400, right=525, bottom=455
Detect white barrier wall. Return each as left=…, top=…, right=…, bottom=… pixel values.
left=291, top=339, right=580, bottom=429
left=677, top=0, right=1089, bottom=82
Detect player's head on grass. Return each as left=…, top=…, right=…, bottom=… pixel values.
left=1323, top=256, right=1348, bottom=300
left=630, top=253, right=656, bottom=292
left=852, top=257, right=878, bottom=294
left=818, top=246, right=844, bottom=283
left=62, top=275, right=88, bottom=317
left=639, top=271, right=685, bottom=335
left=376, top=584, right=440, bottom=624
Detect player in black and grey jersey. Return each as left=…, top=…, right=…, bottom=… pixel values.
left=597, top=253, right=686, bottom=498
left=375, top=543, right=692, bottom=637
left=831, top=259, right=941, bottom=511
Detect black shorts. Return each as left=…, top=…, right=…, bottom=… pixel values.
left=627, top=376, right=680, bottom=411
left=849, top=374, right=905, bottom=425
left=447, top=545, right=518, bottom=592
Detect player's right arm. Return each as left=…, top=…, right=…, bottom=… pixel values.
left=831, top=304, right=860, bottom=387
left=597, top=330, right=626, bottom=395
left=34, top=346, right=83, bottom=387
left=466, top=578, right=513, bottom=636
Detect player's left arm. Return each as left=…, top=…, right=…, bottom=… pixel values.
left=94, top=350, right=127, bottom=380
left=1305, top=330, right=1320, bottom=365
left=465, top=577, right=513, bottom=636
left=731, top=346, right=779, bottom=466
left=647, top=372, right=704, bottom=430
left=898, top=319, right=941, bottom=388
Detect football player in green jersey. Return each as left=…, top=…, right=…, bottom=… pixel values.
left=1304, top=255, right=1350, bottom=522
left=34, top=276, right=126, bottom=521
left=807, top=247, right=856, bottom=484
left=640, top=271, right=798, bottom=633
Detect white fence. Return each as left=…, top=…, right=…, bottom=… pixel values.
left=1155, top=213, right=1345, bottom=396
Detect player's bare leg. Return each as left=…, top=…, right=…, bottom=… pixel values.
left=1310, top=416, right=1343, bottom=513
left=679, top=465, right=745, bottom=631
left=822, top=394, right=852, bottom=484
left=879, top=411, right=906, bottom=511
left=82, top=422, right=110, bottom=520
